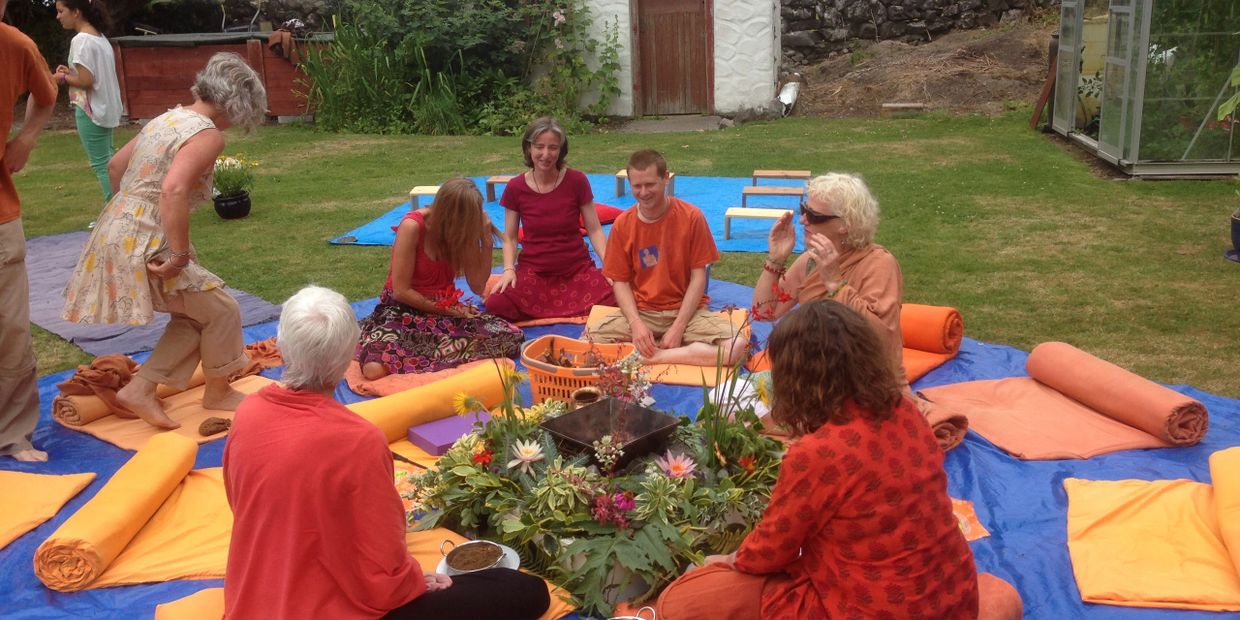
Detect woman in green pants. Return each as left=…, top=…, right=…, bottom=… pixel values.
left=54, top=0, right=123, bottom=202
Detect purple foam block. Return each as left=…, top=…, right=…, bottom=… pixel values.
left=407, top=412, right=491, bottom=456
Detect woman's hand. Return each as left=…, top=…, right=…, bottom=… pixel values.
left=146, top=255, right=187, bottom=280
left=493, top=268, right=517, bottom=294
left=767, top=211, right=796, bottom=263
left=424, top=573, right=453, bottom=593
left=806, top=232, right=844, bottom=289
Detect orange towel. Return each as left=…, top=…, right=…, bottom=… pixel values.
left=584, top=305, right=749, bottom=388
left=1064, top=447, right=1240, bottom=611
left=344, top=359, right=496, bottom=397
left=920, top=342, right=1208, bottom=460
left=0, top=471, right=95, bottom=552
left=154, top=529, right=576, bottom=620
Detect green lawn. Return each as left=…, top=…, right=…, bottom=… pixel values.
left=15, top=113, right=1239, bottom=396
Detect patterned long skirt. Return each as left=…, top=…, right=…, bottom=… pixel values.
left=356, top=295, right=524, bottom=374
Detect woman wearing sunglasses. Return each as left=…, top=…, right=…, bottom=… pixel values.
left=751, top=172, right=907, bottom=385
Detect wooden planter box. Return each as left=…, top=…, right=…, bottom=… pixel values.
left=110, top=32, right=330, bottom=121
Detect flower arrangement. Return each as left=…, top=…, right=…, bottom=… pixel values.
left=404, top=361, right=783, bottom=617
left=213, top=154, right=258, bottom=198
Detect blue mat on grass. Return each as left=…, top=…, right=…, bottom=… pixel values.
left=3, top=278, right=1238, bottom=619
left=26, top=231, right=283, bottom=356
left=329, top=174, right=807, bottom=254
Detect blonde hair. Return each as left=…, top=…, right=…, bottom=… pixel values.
left=191, top=52, right=268, bottom=133
left=806, top=173, right=880, bottom=249
left=423, top=178, right=497, bottom=274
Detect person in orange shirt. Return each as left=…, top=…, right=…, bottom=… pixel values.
left=589, top=150, right=746, bottom=367
left=0, top=0, right=57, bottom=462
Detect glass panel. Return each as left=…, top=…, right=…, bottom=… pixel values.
left=1053, top=1, right=1081, bottom=133
left=1135, top=0, right=1240, bottom=162
left=1099, top=62, right=1128, bottom=150
left=1075, top=0, right=1111, bottom=137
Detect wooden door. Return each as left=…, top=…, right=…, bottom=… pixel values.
left=634, top=0, right=712, bottom=115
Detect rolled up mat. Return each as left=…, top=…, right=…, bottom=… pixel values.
left=53, top=366, right=206, bottom=426
left=34, top=433, right=197, bottom=592
left=0, top=472, right=96, bottom=551
left=922, top=398, right=968, bottom=452
left=347, top=359, right=515, bottom=443
left=900, top=303, right=963, bottom=354
left=1027, top=342, right=1207, bottom=446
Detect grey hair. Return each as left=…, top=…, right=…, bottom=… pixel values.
left=277, top=286, right=359, bottom=391
left=191, top=52, right=268, bottom=133
left=806, top=173, right=880, bottom=249
left=521, top=116, right=569, bottom=169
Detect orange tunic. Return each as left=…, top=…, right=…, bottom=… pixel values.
left=602, top=198, right=719, bottom=310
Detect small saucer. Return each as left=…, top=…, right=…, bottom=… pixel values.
left=1226, top=248, right=1240, bottom=263
left=435, top=543, right=520, bottom=576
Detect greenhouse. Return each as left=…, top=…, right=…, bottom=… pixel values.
left=1053, top=0, right=1240, bottom=176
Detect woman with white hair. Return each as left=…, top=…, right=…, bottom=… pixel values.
left=225, top=286, right=550, bottom=620
left=62, top=52, right=267, bottom=429
left=751, top=172, right=906, bottom=384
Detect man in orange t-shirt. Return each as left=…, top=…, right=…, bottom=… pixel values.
left=1, top=0, right=58, bottom=462
left=591, top=150, right=746, bottom=366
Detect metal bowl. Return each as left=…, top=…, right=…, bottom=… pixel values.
left=440, top=539, right=506, bottom=575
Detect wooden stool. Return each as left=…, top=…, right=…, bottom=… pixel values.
left=741, top=185, right=801, bottom=208
left=409, top=186, right=440, bottom=209
left=723, top=207, right=789, bottom=240
left=615, top=169, right=676, bottom=197
left=485, top=175, right=516, bottom=202
left=752, top=169, right=811, bottom=185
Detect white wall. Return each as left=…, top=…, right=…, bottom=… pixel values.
left=713, top=0, right=780, bottom=115
left=582, top=0, right=779, bottom=117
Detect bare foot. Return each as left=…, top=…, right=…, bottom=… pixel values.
left=117, top=381, right=181, bottom=429
left=362, top=362, right=389, bottom=381
left=202, top=386, right=246, bottom=411
left=12, top=448, right=48, bottom=462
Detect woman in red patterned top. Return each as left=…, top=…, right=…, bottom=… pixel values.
left=656, top=300, right=1022, bottom=620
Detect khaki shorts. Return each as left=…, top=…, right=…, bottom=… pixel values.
left=586, top=308, right=739, bottom=346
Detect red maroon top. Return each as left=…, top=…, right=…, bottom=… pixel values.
left=734, top=398, right=980, bottom=619
left=223, top=384, right=425, bottom=619
left=382, top=210, right=456, bottom=299
left=500, top=168, right=594, bottom=277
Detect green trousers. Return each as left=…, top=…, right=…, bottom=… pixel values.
left=74, top=106, right=114, bottom=201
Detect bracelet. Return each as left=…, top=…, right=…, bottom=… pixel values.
left=503, top=267, right=515, bottom=273
left=828, top=279, right=849, bottom=298
left=762, top=259, right=786, bottom=276
left=168, top=250, right=191, bottom=258
left=57, top=73, right=67, bottom=86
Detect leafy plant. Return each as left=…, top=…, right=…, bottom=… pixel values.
left=212, top=154, right=258, bottom=197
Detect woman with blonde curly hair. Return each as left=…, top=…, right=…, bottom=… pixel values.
left=62, top=52, right=267, bottom=430
left=357, top=178, right=523, bottom=379
left=656, top=301, right=1022, bottom=620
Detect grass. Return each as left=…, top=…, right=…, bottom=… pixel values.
left=15, top=113, right=1239, bottom=396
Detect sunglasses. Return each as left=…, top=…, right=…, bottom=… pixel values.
left=800, top=201, right=841, bottom=225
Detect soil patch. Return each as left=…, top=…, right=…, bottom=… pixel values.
left=794, top=22, right=1055, bottom=118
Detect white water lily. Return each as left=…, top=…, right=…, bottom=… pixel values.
left=507, top=439, right=545, bottom=475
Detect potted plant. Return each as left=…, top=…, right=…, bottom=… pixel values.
left=212, top=154, right=257, bottom=219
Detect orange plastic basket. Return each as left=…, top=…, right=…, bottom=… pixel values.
left=520, top=335, right=636, bottom=404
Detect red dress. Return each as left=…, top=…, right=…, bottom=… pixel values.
left=733, top=398, right=979, bottom=620
left=487, top=168, right=615, bottom=321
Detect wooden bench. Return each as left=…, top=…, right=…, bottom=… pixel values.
left=723, top=207, right=789, bottom=240
left=880, top=102, right=928, bottom=118
left=741, top=185, right=802, bottom=208
left=752, top=169, right=811, bottom=185
left=409, top=185, right=440, bottom=209
left=485, top=175, right=516, bottom=202
left=615, top=169, right=676, bottom=197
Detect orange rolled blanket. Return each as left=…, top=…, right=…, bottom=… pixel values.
left=920, top=342, right=1208, bottom=460
left=900, top=304, right=964, bottom=382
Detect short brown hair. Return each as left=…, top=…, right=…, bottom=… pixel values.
left=626, top=149, right=667, bottom=177
left=423, top=178, right=497, bottom=274
left=521, top=117, right=568, bottom=170
left=767, top=300, right=902, bottom=436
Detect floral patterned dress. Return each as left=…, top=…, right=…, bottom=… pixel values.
left=356, top=211, right=524, bottom=374
left=62, top=107, right=219, bottom=325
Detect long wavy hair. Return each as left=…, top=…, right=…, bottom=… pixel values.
left=423, top=178, right=497, bottom=274
left=767, top=300, right=902, bottom=436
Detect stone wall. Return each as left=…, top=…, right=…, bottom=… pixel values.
left=781, top=0, right=1058, bottom=66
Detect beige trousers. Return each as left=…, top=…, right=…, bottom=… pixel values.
left=0, top=218, right=39, bottom=456
left=136, top=287, right=247, bottom=390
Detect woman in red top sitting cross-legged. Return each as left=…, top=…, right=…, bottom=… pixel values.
left=655, top=300, right=1023, bottom=620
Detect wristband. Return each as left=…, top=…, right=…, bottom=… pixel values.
left=762, top=259, right=786, bottom=276
left=828, top=279, right=849, bottom=298
left=57, top=73, right=67, bottom=86
left=168, top=249, right=192, bottom=258
left=503, top=267, right=515, bottom=273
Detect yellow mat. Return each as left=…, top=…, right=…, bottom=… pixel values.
left=33, top=433, right=231, bottom=591
left=155, top=529, right=575, bottom=620
left=1065, top=447, right=1240, bottom=611
left=347, top=359, right=513, bottom=443
left=585, top=306, right=749, bottom=388
left=0, top=471, right=95, bottom=552
left=57, top=375, right=274, bottom=451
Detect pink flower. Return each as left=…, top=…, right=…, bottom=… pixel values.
left=656, top=451, right=697, bottom=479
left=613, top=491, right=635, bottom=512
left=552, top=9, right=566, bottom=25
